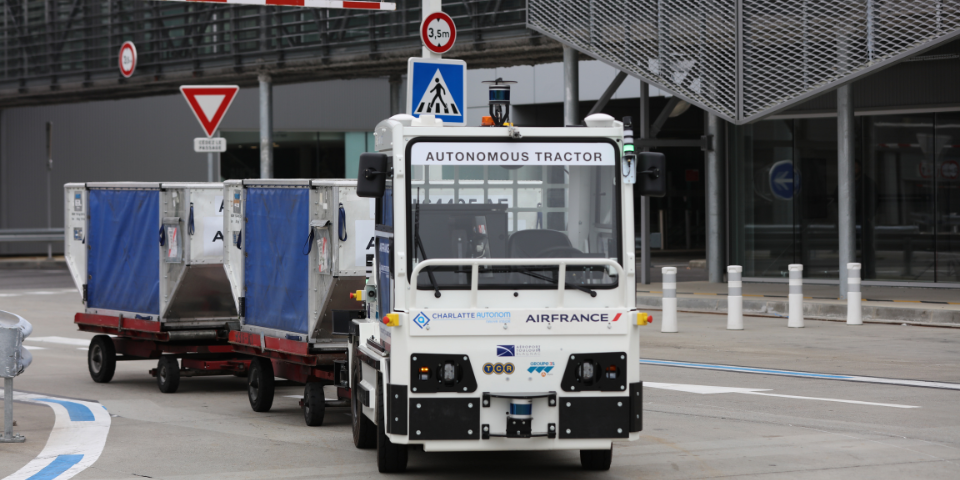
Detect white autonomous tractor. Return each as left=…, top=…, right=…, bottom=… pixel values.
left=347, top=93, right=667, bottom=472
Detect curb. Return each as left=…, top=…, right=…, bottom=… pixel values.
left=636, top=294, right=960, bottom=326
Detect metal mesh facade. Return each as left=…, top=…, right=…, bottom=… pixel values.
left=528, top=0, right=960, bottom=124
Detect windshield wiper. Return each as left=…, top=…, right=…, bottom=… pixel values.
left=513, top=268, right=597, bottom=297
left=414, top=196, right=441, bottom=298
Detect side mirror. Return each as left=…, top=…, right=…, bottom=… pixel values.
left=357, top=153, right=388, bottom=198
left=637, top=152, right=666, bottom=197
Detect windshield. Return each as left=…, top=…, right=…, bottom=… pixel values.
left=406, top=140, right=621, bottom=291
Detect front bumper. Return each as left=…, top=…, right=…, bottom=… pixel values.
left=388, top=382, right=643, bottom=450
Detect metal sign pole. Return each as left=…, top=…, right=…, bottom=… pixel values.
left=45, top=122, right=52, bottom=260
left=422, top=0, right=442, bottom=59
left=208, top=129, right=217, bottom=182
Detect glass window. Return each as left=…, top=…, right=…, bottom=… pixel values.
left=795, top=118, right=840, bottom=279
left=863, top=114, right=935, bottom=282
left=408, top=161, right=620, bottom=291
left=730, top=119, right=797, bottom=278
left=934, top=112, right=960, bottom=281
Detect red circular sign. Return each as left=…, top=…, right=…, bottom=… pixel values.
left=119, top=41, right=137, bottom=78
left=421, top=12, right=456, bottom=54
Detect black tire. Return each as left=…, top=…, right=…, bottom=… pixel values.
left=303, top=382, right=326, bottom=427
left=156, top=356, right=181, bottom=393
left=248, top=358, right=275, bottom=412
left=87, top=335, right=116, bottom=383
left=580, top=447, right=613, bottom=471
left=352, top=356, right=376, bottom=449
left=377, top=375, right=408, bottom=473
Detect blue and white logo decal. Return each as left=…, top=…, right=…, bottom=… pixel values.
left=497, top=345, right=515, bottom=357
left=528, top=361, right=556, bottom=376
left=412, top=312, right=431, bottom=329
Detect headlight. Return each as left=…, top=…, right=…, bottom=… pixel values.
left=442, top=362, right=457, bottom=384
left=579, top=361, right=596, bottom=382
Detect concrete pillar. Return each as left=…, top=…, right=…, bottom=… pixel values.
left=389, top=74, right=403, bottom=116
left=837, top=84, right=855, bottom=299
left=639, top=82, right=651, bottom=285
left=563, top=46, right=579, bottom=126
left=706, top=113, right=725, bottom=283
left=259, top=72, right=273, bottom=179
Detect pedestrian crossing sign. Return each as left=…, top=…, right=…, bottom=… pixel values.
left=406, top=57, right=466, bottom=126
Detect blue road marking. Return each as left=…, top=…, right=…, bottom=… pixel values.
left=638, top=359, right=852, bottom=379
left=26, top=454, right=83, bottom=480
left=35, top=399, right=95, bottom=422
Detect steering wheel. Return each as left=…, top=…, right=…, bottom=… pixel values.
left=536, top=246, right=585, bottom=258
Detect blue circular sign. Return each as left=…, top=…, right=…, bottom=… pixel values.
left=769, top=160, right=800, bottom=200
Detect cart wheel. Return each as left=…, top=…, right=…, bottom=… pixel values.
left=352, top=356, right=376, bottom=449
left=377, top=375, right=407, bottom=473
left=303, top=383, right=326, bottom=427
left=88, top=335, right=116, bottom=383
left=580, top=447, right=613, bottom=471
left=156, top=357, right=181, bottom=394
left=248, top=358, right=275, bottom=412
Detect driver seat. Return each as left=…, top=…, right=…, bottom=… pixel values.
left=506, top=229, right=573, bottom=285
left=507, top=229, right=572, bottom=258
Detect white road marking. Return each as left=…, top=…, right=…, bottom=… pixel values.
left=0, top=391, right=111, bottom=480
left=645, top=382, right=769, bottom=395
left=25, top=337, right=90, bottom=347
left=645, top=382, right=920, bottom=409
left=740, top=391, right=920, bottom=409
left=22, top=345, right=45, bottom=351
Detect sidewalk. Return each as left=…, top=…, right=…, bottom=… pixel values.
left=637, top=281, right=960, bottom=326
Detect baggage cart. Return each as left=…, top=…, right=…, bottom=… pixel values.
left=221, top=179, right=375, bottom=425
left=64, top=182, right=248, bottom=393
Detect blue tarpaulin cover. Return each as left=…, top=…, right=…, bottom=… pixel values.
left=87, top=189, right=160, bottom=315
left=244, top=187, right=309, bottom=333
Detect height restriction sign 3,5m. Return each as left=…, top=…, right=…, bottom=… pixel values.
left=421, top=11, right=456, bottom=54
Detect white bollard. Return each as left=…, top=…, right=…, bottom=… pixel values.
left=661, top=267, right=678, bottom=333
left=847, top=263, right=862, bottom=325
left=787, top=264, right=804, bottom=328
left=727, top=265, right=743, bottom=330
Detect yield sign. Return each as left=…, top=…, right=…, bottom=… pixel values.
left=180, top=85, right=239, bottom=137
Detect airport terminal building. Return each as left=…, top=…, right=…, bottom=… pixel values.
left=1, top=0, right=959, bottom=288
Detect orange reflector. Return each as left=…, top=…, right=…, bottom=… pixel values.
left=419, top=366, right=430, bottom=373
left=607, top=365, right=617, bottom=372
left=481, top=116, right=495, bottom=126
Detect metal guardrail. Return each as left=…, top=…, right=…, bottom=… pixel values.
left=0, top=0, right=536, bottom=106
left=0, top=228, right=63, bottom=243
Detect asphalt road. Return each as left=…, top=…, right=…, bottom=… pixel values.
left=1, top=268, right=958, bottom=479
